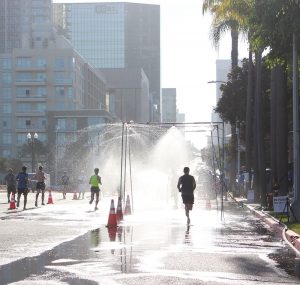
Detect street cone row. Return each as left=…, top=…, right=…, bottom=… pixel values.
left=106, top=199, right=117, bottom=228
left=47, top=190, right=54, bottom=204
left=116, top=196, right=123, bottom=223
left=9, top=193, right=16, bottom=210
left=124, top=194, right=132, bottom=215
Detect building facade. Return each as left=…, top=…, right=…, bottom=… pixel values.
left=0, top=0, right=53, bottom=53
left=162, top=88, right=176, bottom=123
left=101, top=68, right=150, bottom=123
left=53, top=2, right=161, bottom=121
left=0, top=35, right=107, bottom=160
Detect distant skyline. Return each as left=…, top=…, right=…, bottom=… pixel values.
left=53, top=0, right=248, bottom=124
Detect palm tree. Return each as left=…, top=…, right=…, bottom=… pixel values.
left=202, top=0, right=252, bottom=193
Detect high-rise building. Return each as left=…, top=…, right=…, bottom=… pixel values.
left=0, top=0, right=110, bottom=161
left=0, top=0, right=53, bottom=53
left=162, top=88, right=176, bottom=123
left=53, top=2, right=161, bottom=121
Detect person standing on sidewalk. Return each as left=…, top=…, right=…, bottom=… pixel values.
left=4, top=168, right=16, bottom=203
left=89, top=168, right=102, bottom=211
left=34, top=166, right=46, bottom=207
left=61, top=171, right=69, bottom=199
left=177, top=167, right=196, bottom=225
left=78, top=170, right=86, bottom=199
left=16, top=166, right=29, bottom=210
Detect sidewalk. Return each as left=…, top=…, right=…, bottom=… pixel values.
left=229, top=193, right=300, bottom=255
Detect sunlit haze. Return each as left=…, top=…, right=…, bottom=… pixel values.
left=54, top=0, right=248, bottom=123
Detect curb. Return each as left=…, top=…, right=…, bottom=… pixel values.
left=229, top=194, right=300, bottom=256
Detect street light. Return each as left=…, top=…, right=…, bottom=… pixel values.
left=27, top=132, right=38, bottom=173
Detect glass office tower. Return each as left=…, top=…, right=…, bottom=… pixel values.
left=53, top=2, right=161, bottom=120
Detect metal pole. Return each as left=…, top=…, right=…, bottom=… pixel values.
left=123, top=126, right=128, bottom=201
left=292, top=33, right=300, bottom=219
left=236, top=121, right=240, bottom=175
left=120, top=122, right=125, bottom=199
left=31, top=139, right=34, bottom=173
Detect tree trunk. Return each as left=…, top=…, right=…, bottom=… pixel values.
left=275, top=64, right=288, bottom=195
left=254, top=51, right=267, bottom=206
left=246, top=49, right=253, bottom=188
left=270, top=67, right=277, bottom=189
left=231, top=28, right=239, bottom=70
left=229, top=26, right=239, bottom=193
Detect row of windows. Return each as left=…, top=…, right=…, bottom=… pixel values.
left=1, top=72, right=74, bottom=83
left=16, top=103, right=46, bottom=113
left=1, top=87, right=74, bottom=98
left=1, top=57, right=75, bottom=70
left=16, top=118, right=47, bottom=129
left=16, top=133, right=47, bottom=145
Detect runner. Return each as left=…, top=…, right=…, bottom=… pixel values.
left=177, top=167, right=196, bottom=224
left=89, top=168, right=102, bottom=211
left=4, top=168, right=16, bottom=203
left=16, top=166, right=29, bottom=210
left=34, top=166, right=46, bottom=207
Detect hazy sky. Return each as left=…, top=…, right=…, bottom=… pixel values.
left=53, top=0, right=248, bottom=123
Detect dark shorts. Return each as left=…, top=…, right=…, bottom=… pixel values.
left=36, top=182, right=46, bottom=191
left=182, top=194, right=194, bottom=204
left=18, top=188, right=28, bottom=195
left=7, top=185, right=16, bottom=193
left=91, top=186, right=100, bottom=194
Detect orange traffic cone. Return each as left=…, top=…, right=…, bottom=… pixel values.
left=9, top=193, right=16, bottom=210
left=206, top=198, right=211, bottom=209
left=106, top=199, right=117, bottom=228
left=47, top=190, right=54, bottom=204
left=72, top=192, right=78, bottom=200
left=124, top=195, right=132, bottom=215
left=107, top=227, right=117, bottom=242
left=116, top=197, right=123, bottom=223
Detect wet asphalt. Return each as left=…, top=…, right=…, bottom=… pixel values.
left=0, top=194, right=300, bottom=285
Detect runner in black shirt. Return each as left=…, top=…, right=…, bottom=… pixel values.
left=177, top=167, right=196, bottom=224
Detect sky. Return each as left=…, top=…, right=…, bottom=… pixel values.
left=53, top=0, right=248, bottom=123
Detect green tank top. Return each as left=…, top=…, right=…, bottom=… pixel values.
left=90, top=175, right=100, bottom=187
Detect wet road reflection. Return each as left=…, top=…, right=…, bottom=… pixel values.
left=1, top=202, right=300, bottom=285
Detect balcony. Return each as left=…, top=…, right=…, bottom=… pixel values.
left=15, top=111, right=46, bottom=117
left=15, top=96, right=46, bottom=102
left=15, top=79, right=47, bottom=86
left=15, top=64, right=47, bottom=71
left=15, top=127, right=47, bottom=133
left=54, top=78, right=73, bottom=85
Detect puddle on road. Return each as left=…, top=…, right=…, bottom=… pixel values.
left=0, top=206, right=299, bottom=284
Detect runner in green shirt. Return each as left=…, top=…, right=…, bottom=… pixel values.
left=89, top=168, right=102, bottom=211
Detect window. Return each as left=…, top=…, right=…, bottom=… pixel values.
left=16, top=57, right=31, bottom=67
left=17, top=134, right=27, bottom=146
left=3, top=150, right=11, bottom=157
left=2, top=88, right=11, bottom=98
left=36, top=57, right=46, bottom=67
left=55, top=86, right=65, bottom=96
left=2, top=58, right=12, bottom=69
left=3, top=133, right=12, bottom=145
left=25, top=120, right=31, bottom=127
left=2, top=73, right=12, bottom=84
left=57, top=119, right=66, bottom=130
left=36, top=73, right=46, bottom=81
left=2, top=118, right=11, bottom=129
left=54, top=57, right=65, bottom=69
left=26, top=89, right=30, bottom=96
left=3, top=103, right=11, bottom=113
left=36, top=87, right=46, bottom=96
